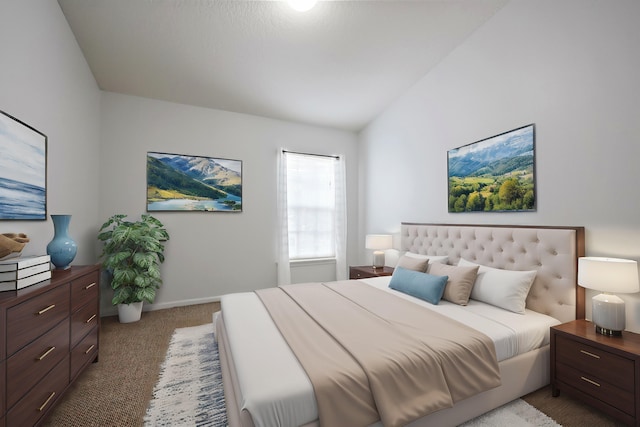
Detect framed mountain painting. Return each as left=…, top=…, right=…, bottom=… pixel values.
left=146, top=151, right=242, bottom=212
left=447, top=124, right=536, bottom=213
left=0, top=110, right=47, bottom=220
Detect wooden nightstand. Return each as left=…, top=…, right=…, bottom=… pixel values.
left=551, top=319, right=640, bottom=426
left=349, top=265, right=394, bottom=280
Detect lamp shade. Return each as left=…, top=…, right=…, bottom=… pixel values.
left=578, top=257, right=640, bottom=294
left=365, top=234, right=392, bottom=250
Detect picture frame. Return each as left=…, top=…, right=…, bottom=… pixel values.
left=147, top=151, right=242, bottom=212
left=0, top=110, right=47, bottom=220
left=447, top=124, right=536, bottom=213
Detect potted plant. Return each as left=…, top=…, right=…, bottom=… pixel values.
left=97, top=214, right=170, bottom=323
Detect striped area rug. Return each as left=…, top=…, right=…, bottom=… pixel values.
left=145, top=323, right=560, bottom=427
left=144, top=324, right=227, bottom=426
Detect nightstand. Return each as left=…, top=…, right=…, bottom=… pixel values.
left=349, top=265, right=394, bottom=280
left=551, top=319, right=640, bottom=426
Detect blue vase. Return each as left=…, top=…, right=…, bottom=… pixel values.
left=46, top=214, right=78, bottom=270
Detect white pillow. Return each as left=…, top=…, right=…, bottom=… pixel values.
left=404, top=252, right=449, bottom=265
left=458, top=258, right=537, bottom=314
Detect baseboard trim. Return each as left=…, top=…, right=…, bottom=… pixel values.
left=100, top=295, right=223, bottom=317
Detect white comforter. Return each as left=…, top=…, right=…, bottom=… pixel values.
left=217, top=277, right=560, bottom=427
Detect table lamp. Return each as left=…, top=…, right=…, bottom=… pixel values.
left=578, top=257, right=640, bottom=336
left=365, top=234, right=392, bottom=269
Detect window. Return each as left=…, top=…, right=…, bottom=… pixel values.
left=277, top=149, right=347, bottom=285
left=285, top=152, right=337, bottom=259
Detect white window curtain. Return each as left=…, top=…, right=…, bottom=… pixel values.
left=333, top=154, right=347, bottom=280
left=276, top=149, right=291, bottom=286
left=276, top=149, right=347, bottom=285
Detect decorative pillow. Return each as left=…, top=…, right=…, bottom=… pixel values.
left=458, top=258, right=537, bottom=314
left=404, top=252, right=449, bottom=265
left=396, top=255, right=429, bottom=272
left=427, top=262, right=479, bottom=306
left=388, top=267, right=448, bottom=305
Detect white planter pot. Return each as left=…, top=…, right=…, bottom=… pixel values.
left=117, top=302, right=143, bottom=323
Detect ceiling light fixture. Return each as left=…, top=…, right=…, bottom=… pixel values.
left=288, top=0, right=317, bottom=12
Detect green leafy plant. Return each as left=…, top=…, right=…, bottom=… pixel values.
left=97, top=214, right=169, bottom=305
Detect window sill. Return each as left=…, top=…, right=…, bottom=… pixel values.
left=290, top=258, right=336, bottom=267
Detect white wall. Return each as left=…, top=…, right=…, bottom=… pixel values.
left=0, top=1, right=101, bottom=264
left=99, top=92, right=359, bottom=314
left=359, top=1, right=640, bottom=331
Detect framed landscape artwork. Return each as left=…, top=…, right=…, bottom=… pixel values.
left=447, top=124, right=536, bottom=213
left=0, top=110, right=47, bottom=220
left=147, top=151, right=242, bottom=212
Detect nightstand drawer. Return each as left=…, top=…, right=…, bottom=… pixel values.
left=557, top=361, right=635, bottom=416
left=351, top=269, right=368, bottom=279
left=556, top=335, right=634, bottom=392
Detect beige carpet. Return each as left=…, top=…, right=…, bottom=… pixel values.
left=42, top=302, right=625, bottom=426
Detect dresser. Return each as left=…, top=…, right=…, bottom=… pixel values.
left=0, top=264, right=100, bottom=427
left=551, top=319, right=640, bottom=426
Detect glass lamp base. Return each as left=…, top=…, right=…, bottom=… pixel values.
left=591, top=293, right=625, bottom=336
left=595, top=325, right=622, bottom=337
left=372, top=251, right=385, bottom=268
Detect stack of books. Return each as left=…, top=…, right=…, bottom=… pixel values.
left=0, top=255, right=52, bottom=291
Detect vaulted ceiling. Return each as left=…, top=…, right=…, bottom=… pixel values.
left=58, top=0, right=507, bottom=131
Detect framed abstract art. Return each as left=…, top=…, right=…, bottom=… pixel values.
left=0, top=110, right=47, bottom=220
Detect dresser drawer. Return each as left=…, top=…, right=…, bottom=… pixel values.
left=6, top=318, right=70, bottom=409
left=71, top=326, right=98, bottom=380
left=557, top=361, right=635, bottom=416
left=71, top=298, right=98, bottom=347
left=6, top=356, right=69, bottom=427
left=555, top=335, right=634, bottom=392
left=71, top=271, right=99, bottom=312
left=6, top=284, right=70, bottom=356
left=0, top=360, right=5, bottom=415
left=0, top=319, right=5, bottom=363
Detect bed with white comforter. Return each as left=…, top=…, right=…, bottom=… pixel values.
left=215, top=223, right=585, bottom=427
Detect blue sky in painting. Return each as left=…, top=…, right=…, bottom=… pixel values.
left=148, top=151, right=242, bottom=174
left=0, top=114, right=46, bottom=188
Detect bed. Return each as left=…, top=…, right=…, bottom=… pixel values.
left=215, top=223, right=585, bottom=427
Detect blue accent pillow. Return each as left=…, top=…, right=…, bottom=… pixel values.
left=389, top=267, right=448, bottom=305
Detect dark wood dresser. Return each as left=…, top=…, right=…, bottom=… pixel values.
left=0, top=264, right=100, bottom=427
left=551, top=319, right=640, bottom=426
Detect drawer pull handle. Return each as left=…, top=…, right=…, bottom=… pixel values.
left=37, top=346, right=56, bottom=361
left=85, top=282, right=97, bottom=290
left=580, top=350, right=600, bottom=359
left=37, top=304, right=56, bottom=315
left=38, top=392, right=56, bottom=412
left=86, top=314, right=97, bottom=323
left=580, top=376, right=601, bottom=387
left=85, top=344, right=95, bottom=354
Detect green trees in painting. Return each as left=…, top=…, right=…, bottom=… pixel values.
left=447, top=124, right=536, bottom=213
left=448, top=175, right=535, bottom=212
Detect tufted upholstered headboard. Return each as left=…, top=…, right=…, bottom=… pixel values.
left=401, top=223, right=585, bottom=323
